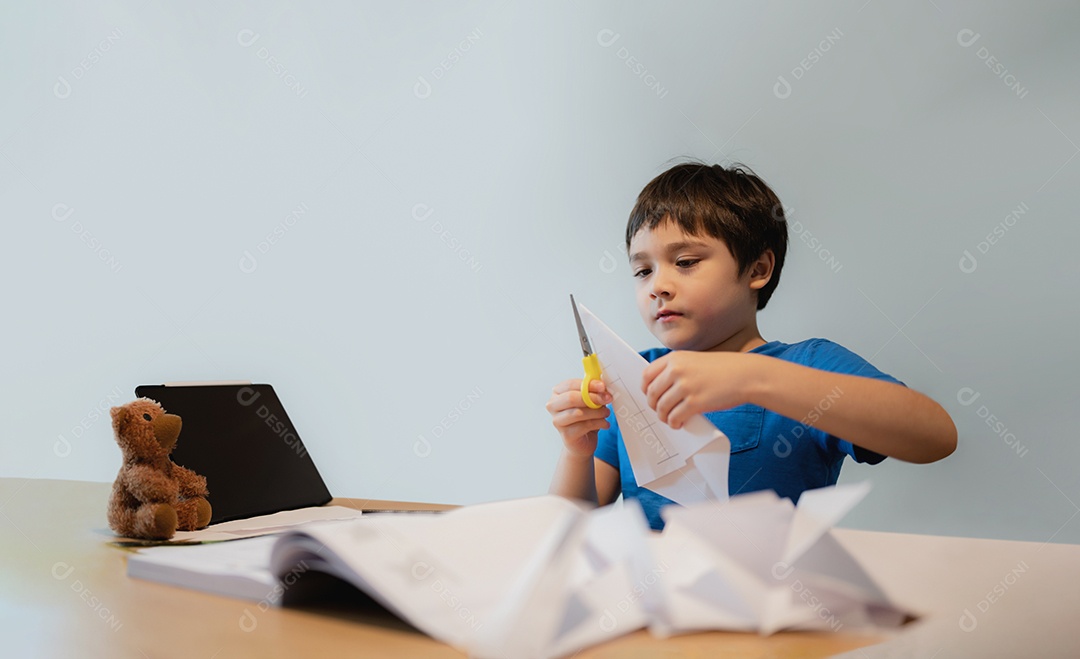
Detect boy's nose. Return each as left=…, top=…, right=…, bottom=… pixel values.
left=649, top=272, right=673, bottom=299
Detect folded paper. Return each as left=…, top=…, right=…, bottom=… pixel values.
left=652, top=481, right=908, bottom=636
left=576, top=302, right=730, bottom=504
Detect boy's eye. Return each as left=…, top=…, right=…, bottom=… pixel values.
left=676, top=258, right=700, bottom=268
left=633, top=268, right=651, bottom=278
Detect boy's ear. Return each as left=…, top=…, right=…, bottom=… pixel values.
left=747, top=250, right=776, bottom=291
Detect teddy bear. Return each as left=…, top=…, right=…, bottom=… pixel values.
left=107, top=398, right=212, bottom=540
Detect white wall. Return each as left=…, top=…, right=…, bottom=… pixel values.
left=4, top=1, right=1077, bottom=543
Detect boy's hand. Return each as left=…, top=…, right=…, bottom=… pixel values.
left=642, top=351, right=760, bottom=429
left=546, top=379, right=613, bottom=458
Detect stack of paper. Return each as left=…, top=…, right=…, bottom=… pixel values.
left=109, top=505, right=366, bottom=545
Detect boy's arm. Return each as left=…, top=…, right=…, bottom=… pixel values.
left=643, top=352, right=957, bottom=464
left=749, top=359, right=957, bottom=463
left=549, top=452, right=620, bottom=506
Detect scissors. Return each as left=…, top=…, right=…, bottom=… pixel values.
left=571, top=294, right=604, bottom=409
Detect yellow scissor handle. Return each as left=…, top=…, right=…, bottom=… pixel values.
left=581, top=353, right=604, bottom=409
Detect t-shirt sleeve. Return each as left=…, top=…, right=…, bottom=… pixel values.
left=593, top=404, right=620, bottom=469
left=807, top=339, right=906, bottom=465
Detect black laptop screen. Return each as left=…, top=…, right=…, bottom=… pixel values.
left=134, top=384, right=332, bottom=524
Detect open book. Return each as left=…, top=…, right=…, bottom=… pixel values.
left=128, top=496, right=656, bottom=658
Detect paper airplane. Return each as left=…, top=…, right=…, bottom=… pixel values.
left=576, top=302, right=731, bottom=504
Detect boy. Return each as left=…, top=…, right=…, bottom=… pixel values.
left=547, top=162, right=956, bottom=530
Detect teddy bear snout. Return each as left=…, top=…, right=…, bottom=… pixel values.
left=153, top=413, right=182, bottom=451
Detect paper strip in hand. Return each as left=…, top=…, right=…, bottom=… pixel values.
left=577, top=303, right=730, bottom=504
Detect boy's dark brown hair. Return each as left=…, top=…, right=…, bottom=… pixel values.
left=625, top=162, right=789, bottom=310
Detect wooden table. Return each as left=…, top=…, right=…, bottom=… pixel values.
left=1, top=478, right=1077, bottom=658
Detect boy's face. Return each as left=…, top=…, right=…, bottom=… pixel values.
left=628, top=220, right=766, bottom=352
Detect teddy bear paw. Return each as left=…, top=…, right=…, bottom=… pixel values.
left=175, top=496, right=213, bottom=531
left=138, top=503, right=178, bottom=540
left=194, top=497, right=212, bottom=529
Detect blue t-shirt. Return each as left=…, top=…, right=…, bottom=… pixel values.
left=594, top=338, right=904, bottom=530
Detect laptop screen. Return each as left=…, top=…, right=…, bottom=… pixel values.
left=134, top=383, right=332, bottom=524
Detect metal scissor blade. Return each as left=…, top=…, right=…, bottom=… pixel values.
left=570, top=294, right=593, bottom=357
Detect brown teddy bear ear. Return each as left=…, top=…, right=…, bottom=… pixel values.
left=110, top=406, right=127, bottom=424
left=111, top=405, right=131, bottom=435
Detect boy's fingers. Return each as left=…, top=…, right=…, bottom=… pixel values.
left=565, top=388, right=600, bottom=410
left=585, top=419, right=610, bottom=434
left=549, top=387, right=612, bottom=412
left=641, top=358, right=663, bottom=390
left=552, top=379, right=608, bottom=394
left=552, top=410, right=613, bottom=436
left=666, top=403, right=688, bottom=430
left=644, top=379, right=659, bottom=410
left=560, top=406, right=611, bottom=422
left=577, top=388, right=613, bottom=407
left=564, top=419, right=610, bottom=438
left=654, top=387, right=682, bottom=425
left=649, top=388, right=665, bottom=420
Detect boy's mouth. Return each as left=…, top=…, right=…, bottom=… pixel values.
left=655, top=309, right=684, bottom=323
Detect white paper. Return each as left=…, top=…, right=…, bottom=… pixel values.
left=128, top=535, right=279, bottom=601
left=113, top=505, right=365, bottom=544
left=269, top=495, right=656, bottom=659
left=126, top=486, right=910, bottom=656
left=577, top=302, right=730, bottom=504
left=653, top=482, right=908, bottom=636
left=781, top=481, right=873, bottom=565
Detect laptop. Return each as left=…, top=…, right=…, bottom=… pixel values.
left=134, top=382, right=333, bottom=524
